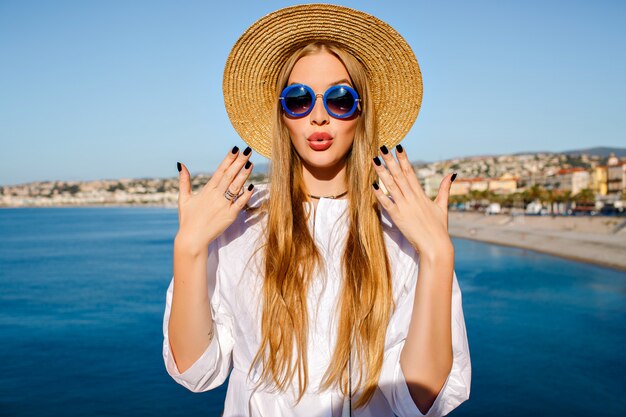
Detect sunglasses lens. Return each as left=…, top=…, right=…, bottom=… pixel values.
left=326, top=87, right=356, bottom=116
left=283, top=86, right=312, bottom=115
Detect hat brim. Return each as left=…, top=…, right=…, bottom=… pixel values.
left=223, top=3, right=423, bottom=159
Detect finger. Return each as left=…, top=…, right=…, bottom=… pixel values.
left=227, top=160, right=253, bottom=195
left=371, top=180, right=398, bottom=216
left=434, top=173, right=457, bottom=211
left=378, top=145, right=414, bottom=199
left=231, top=183, right=255, bottom=213
left=372, top=156, right=406, bottom=204
left=178, top=162, right=192, bottom=203
left=205, top=145, right=241, bottom=190
left=394, top=144, right=426, bottom=197
left=216, top=146, right=252, bottom=193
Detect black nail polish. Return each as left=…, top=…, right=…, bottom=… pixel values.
left=245, top=161, right=251, bottom=169
left=243, top=146, right=252, bottom=156
left=372, top=181, right=379, bottom=190
left=231, top=146, right=239, bottom=154
left=380, top=145, right=389, bottom=155
left=396, top=144, right=403, bottom=153
left=373, top=157, right=381, bottom=166
left=451, top=173, right=457, bottom=182
left=248, top=183, right=254, bottom=191
left=177, top=162, right=182, bottom=172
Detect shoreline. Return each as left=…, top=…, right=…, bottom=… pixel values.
left=2, top=205, right=625, bottom=272
left=449, top=212, right=626, bottom=272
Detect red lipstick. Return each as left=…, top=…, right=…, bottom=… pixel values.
left=308, top=132, right=333, bottom=141
left=307, top=132, right=333, bottom=151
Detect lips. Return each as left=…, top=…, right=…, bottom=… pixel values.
left=307, top=132, right=333, bottom=151
left=308, top=132, right=333, bottom=142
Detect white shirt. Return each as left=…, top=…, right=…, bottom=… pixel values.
left=162, top=183, right=471, bottom=416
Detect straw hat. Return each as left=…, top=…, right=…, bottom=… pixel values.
left=222, top=3, right=423, bottom=159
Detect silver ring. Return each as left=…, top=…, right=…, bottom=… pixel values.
left=224, top=188, right=238, bottom=202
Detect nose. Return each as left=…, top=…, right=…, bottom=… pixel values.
left=309, top=93, right=329, bottom=125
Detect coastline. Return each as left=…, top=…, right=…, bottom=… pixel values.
left=3, top=204, right=625, bottom=272
left=449, top=212, right=626, bottom=272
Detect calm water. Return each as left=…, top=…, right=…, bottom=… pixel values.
left=0, top=207, right=625, bottom=417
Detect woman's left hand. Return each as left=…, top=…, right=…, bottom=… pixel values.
left=371, top=145, right=456, bottom=261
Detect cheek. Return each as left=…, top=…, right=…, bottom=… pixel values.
left=283, top=117, right=304, bottom=141
left=338, top=121, right=358, bottom=145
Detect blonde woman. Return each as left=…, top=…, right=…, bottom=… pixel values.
left=163, top=4, right=471, bottom=417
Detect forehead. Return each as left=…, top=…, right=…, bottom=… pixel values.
left=287, top=52, right=351, bottom=88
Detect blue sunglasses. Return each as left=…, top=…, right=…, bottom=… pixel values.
left=279, top=83, right=361, bottom=119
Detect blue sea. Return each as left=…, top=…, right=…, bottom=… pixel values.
left=1, top=207, right=625, bottom=417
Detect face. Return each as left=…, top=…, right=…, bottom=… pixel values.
left=283, top=52, right=359, bottom=171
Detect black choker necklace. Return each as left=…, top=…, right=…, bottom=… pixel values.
left=307, top=190, right=348, bottom=200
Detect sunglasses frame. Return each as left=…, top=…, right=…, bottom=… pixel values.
left=279, top=83, right=361, bottom=119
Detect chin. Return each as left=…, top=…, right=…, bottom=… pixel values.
left=299, top=150, right=343, bottom=167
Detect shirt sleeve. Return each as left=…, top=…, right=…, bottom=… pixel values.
left=162, top=236, right=236, bottom=393
left=378, top=256, right=472, bottom=416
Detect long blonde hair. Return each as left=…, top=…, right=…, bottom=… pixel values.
left=249, top=42, right=394, bottom=409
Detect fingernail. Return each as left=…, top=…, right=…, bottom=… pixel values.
left=451, top=173, right=457, bottom=182
left=177, top=162, right=182, bottom=172
left=380, top=145, right=388, bottom=155
left=248, top=183, right=254, bottom=191
left=231, top=146, right=239, bottom=154
left=245, top=161, right=251, bottom=169
left=396, top=144, right=403, bottom=153
left=243, top=146, right=252, bottom=156
left=372, top=181, right=379, bottom=190
left=373, top=157, right=381, bottom=166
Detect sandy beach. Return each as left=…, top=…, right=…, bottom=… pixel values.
left=449, top=212, right=626, bottom=272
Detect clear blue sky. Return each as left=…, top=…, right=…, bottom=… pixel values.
left=1, top=0, right=625, bottom=186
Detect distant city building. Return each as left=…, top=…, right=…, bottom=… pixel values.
left=449, top=177, right=496, bottom=195
left=545, top=167, right=590, bottom=195
left=423, top=174, right=444, bottom=198
left=607, top=163, right=626, bottom=194
left=488, top=173, right=518, bottom=194
left=3, top=148, right=625, bottom=208
left=449, top=178, right=471, bottom=196
left=590, top=165, right=608, bottom=196
left=607, top=153, right=619, bottom=166
left=607, top=153, right=626, bottom=195
left=470, top=178, right=489, bottom=192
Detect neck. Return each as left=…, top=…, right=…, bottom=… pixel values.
left=301, top=159, right=348, bottom=198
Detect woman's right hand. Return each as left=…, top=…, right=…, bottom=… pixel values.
left=175, top=146, right=255, bottom=255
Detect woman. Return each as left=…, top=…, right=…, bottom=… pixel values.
left=163, top=4, right=471, bottom=417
